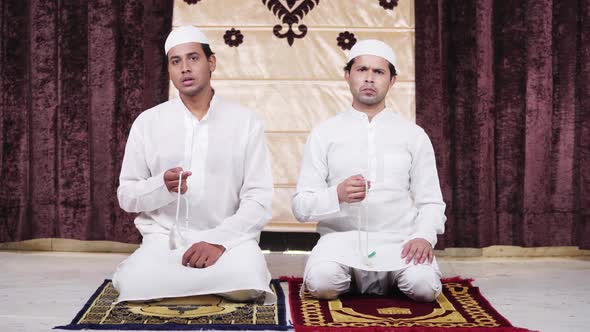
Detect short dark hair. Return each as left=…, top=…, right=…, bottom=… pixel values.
left=344, top=58, right=397, bottom=79
left=201, top=43, right=215, bottom=59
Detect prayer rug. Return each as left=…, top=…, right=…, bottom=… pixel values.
left=285, top=277, right=535, bottom=332
left=55, top=279, right=288, bottom=330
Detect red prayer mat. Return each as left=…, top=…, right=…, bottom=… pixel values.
left=285, top=277, right=535, bottom=332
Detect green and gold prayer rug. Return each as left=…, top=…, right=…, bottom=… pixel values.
left=56, top=279, right=288, bottom=330
left=286, top=277, right=535, bottom=332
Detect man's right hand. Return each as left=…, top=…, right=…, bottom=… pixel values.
left=337, top=174, right=369, bottom=203
left=164, top=167, right=192, bottom=194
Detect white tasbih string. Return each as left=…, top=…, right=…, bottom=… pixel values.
left=357, top=179, right=375, bottom=265
left=170, top=171, right=190, bottom=250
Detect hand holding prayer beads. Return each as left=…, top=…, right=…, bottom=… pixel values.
left=401, top=238, right=434, bottom=265
left=182, top=241, right=226, bottom=268
left=164, top=167, right=192, bottom=194
left=113, top=25, right=276, bottom=305
left=336, top=174, right=371, bottom=203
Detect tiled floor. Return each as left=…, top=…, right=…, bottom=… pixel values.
left=1, top=251, right=589, bottom=332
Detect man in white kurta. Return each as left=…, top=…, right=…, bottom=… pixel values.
left=292, top=40, right=446, bottom=302
left=112, top=26, right=275, bottom=304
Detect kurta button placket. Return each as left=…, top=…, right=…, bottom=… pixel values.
left=367, top=122, right=377, bottom=183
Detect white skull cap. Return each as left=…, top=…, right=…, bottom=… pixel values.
left=165, top=26, right=209, bottom=54
left=347, top=39, right=396, bottom=67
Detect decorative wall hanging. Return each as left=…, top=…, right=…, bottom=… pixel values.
left=224, top=28, right=244, bottom=47
left=379, top=0, right=398, bottom=10
left=262, top=0, right=320, bottom=46
left=337, top=31, right=357, bottom=50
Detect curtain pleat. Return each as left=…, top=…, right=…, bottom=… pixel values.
left=0, top=0, right=173, bottom=243
left=416, top=0, right=590, bottom=249
left=1, top=0, right=588, bottom=249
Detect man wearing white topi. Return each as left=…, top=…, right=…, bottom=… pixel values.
left=292, top=39, right=446, bottom=302
left=113, top=26, right=275, bottom=304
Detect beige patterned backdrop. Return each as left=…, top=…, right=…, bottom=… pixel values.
left=171, top=0, right=415, bottom=232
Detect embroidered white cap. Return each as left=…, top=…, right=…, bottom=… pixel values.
left=347, top=39, right=396, bottom=67
left=165, top=26, right=210, bottom=54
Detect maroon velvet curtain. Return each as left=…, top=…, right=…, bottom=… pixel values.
left=416, top=0, right=590, bottom=249
left=0, top=0, right=172, bottom=243
left=2, top=1, right=589, bottom=249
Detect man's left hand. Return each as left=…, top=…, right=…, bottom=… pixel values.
left=401, top=238, right=433, bottom=265
left=182, top=241, right=226, bottom=268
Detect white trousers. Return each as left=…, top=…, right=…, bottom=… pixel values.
left=305, top=261, right=442, bottom=302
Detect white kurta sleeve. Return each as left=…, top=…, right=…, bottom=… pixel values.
left=292, top=129, right=341, bottom=222
left=203, top=122, right=273, bottom=250
left=117, top=123, right=177, bottom=213
left=408, top=130, right=447, bottom=247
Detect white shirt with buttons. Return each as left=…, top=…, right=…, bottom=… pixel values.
left=293, top=106, right=446, bottom=272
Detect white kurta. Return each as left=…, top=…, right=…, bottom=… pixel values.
left=113, top=94, right=276, bottom=304
left=292, top=106, right=446, bottom=275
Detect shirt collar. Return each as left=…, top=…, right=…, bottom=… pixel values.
left=176, top=91, right=219, bottom=124
left=345, top=105, right=393, bottom=122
